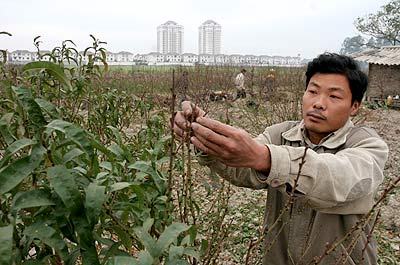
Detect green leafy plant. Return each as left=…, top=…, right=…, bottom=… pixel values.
left=0, top=46, right=199, bottom=264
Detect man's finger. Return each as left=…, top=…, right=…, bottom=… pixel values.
left=191, top=122, right=228, bottom=146
left=173, top=125, right=184, bottom=138
left=195, top=117, right=236, bottom=137
left=192, top=130, right=224, bottom=155
left=191, top=136, right=219, bottom=157
left=182, top=101, right=205, bottom=119
left=174, top=112, right=190, bottom=130
left=181, top=101, right=193, bottom=115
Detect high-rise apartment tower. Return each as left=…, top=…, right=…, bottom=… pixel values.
left=198, top=20, right=221, bottom=55
left=157, top=21, right=184, bottom=54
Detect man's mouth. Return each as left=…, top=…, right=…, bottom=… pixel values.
left=306, top=112, right=327, bottom=120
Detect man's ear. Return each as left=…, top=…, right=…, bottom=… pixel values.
left=350, top=101, right=360, bottom=116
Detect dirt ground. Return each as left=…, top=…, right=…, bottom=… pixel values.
left=361, top=108, right=400, bottom=254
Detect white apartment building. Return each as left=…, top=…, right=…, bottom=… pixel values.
left=133, top=54, right=146, bottom=64
left=146, top=52, right=165, bottom=65
left=6, top=50, right=303, bottom=67
left=29, top=51, right=50, bottom=62
left=182, top=53, right=198, bottom=64
left=199, top=54, right=215, bottom=65
left=229, top=54, right=245, bottom=65
left=10, top=50, right=33, bottom=63
left=259, top=55, right=274, bottom=66
left=165, top=53, right=182, bottom=63
left=287, top=56, right=302, bottom=66
left=106, top=51, right=116, bottom=62
left=198, top=20, right=221, bottom=55
left=116, top=52, right=134, bottom=62
left=157, top=21, right=184, bottom=54
left=273, top=56, right=289, bottom=66
left=244, top=55, right=260, bottom=65
left=215, top=54, right=230, bottom=65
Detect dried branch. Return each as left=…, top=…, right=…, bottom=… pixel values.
left=245, top=147, right=309, bottom=264
left=310, top=175, right=400, bottom=265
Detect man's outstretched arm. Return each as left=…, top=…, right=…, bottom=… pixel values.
left=191, top=116, right=271, bottom=174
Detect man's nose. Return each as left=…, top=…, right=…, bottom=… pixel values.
left=313, top=96, right=327, bottom=110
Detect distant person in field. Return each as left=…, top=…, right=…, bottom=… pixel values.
left=172, top=53, right=388, bottom=264
left=265, top=68, right=276, bottom=93
left=235, top=68, right=247, bottom=99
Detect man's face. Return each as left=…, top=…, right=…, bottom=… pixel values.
left=302, top=73, right=360, bottom=138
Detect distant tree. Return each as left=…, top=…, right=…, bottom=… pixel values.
left=366, top=37, right=376, bottom=48
left=375, top=37, right=393, bottom=47
left=340, top=35, right=366, bottom=55
left=339, top=35, right=393, bottom=55
left=355, top=0, right=400, bottom=45
left=365, top=36, right=392, bottom=49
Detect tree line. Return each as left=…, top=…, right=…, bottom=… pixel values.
left=340, top=0, right=399, bottom=55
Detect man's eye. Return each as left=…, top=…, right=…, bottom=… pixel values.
left=330, top=95, right=341, bottom=99
left=308, top=90, right=317, bottom=94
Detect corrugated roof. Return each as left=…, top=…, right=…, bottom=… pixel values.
left=352, top=46, right=400, bottom=66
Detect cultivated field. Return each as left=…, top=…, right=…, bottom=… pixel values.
left=0, top=41, right=398, bottom=265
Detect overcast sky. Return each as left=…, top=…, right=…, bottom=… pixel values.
left=1, top=0, right=389, bottom=58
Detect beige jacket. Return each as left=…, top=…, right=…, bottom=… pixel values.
left=199, top=119, right=388, bottom=264
left=235, top=73, right=245, bottom=89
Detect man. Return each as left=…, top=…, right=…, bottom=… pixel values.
left=265, top=68, right=276, bottom=93
left=173, top=53, right=388, bottom=264
left=235, top=68, right=247, bottom=99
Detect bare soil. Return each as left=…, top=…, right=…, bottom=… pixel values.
left=361, top=108, right=400, bottom=257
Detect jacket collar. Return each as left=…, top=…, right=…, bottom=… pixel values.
left=282, top=119, right=355, bottom=149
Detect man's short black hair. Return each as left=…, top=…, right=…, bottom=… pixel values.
left=305, top=53, right=368, bottom=103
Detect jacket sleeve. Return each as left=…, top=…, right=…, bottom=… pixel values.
left=196, top=122, right=294, bottom=189
left=264, top=131, right=388, bottom=214
left=197, top=154, right=269, bottom=190
left=198, top=122, right=388, bottom=214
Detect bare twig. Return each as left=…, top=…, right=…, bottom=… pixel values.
left=360, top=209, right=381, bottom=263
left=167, top=69, right=176, bottom=202
left=310, top=175, right=400, bottom=265
left=245, top=147, right=309, bottom=264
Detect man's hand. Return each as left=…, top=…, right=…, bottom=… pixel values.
left=172, top=101, right=206, bottom=139
left=190, top=116, right=271, bottom=173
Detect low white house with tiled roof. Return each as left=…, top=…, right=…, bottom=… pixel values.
left=182, top=53, right=198, bottom=64
left=145, top=52, right=165, bottom=65
left=165, top=53, right=182, bottom=63
left=134, top=54, right=145, bottom=61
left=244, top=55, right=260, bottom=66
left=9, top=50, right=33, bottom=63
left=229, top=54, right=244, bottom=65
left=199, top=54, right=215, bottom=65
left=106, top=51, right=116, bottom=62
left=259, top=55, right=274, bottom=66
left=116, top=51, right=134, bottom=62
left=215, top=54, right=230, bottom=65
left=271, top=56, right=285, bottom=66
left=5, top=48, right=305, bottom=67
left=287, top=56, right=301, bottom=66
